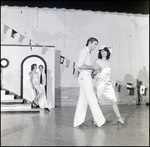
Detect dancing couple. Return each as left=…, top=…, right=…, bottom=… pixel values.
left=73, top=37, right=125, bottom=128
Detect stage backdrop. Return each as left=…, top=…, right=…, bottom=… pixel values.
left=1, top=6, right=149, bottom=106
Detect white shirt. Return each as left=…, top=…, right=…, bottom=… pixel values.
left=77, top=47, right=92, bottom=72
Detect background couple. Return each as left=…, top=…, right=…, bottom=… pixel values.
left=29, top=64, right=50, bottom=112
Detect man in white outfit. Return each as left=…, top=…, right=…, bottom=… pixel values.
left=73, top=37, right=106, bottom=128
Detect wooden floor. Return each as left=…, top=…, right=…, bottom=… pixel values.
left=1, top=104, right=149, bottom=146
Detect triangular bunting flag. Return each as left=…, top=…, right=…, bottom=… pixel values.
left=73, top=68, right=75, bottom=74
left=60, top=56, right=65, bottom=64
left=127, top=82, right=133, bottom=89
left=140, top=85, right=146, bottom=95
left=143, top=88, right=147, bottom=96
left=72, top=62, right=76, bottom=74
left=118, top=84, right=121, bottom=92
left=3, top=24, right=9, bottom=34
left=73, top=68, right=79, bottom=78
left=11, top=29, right=18, bottom=38
left=115, top=82, right=118, bottom=87
left=73, top=62, right=75, bottom=68
left=19, top=34, right=25, bottom=43
left=65, top=59, right=70, bottom=68
left=72, top=62, right=79, bottom=78
left=29, top=40, right=32, bottom=51
left=41, top=46, right=48, bottom=54
left=1, top=33, right=7, bottom=43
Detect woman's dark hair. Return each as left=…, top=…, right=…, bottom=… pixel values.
left=98, top=47, right=111, bottom=60
left=31, top=64, right=37, bottom=71
left=86, top=37, right=99, bottom=46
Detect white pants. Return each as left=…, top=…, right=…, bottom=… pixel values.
left=38, top=84, right=49, bottom=108
left=73, top=71, right=105, bottom=127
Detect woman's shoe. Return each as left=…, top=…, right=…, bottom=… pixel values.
left=117, top=117, right=125, bottom=126
left=31, top=101, right=40, bottom=109
left=44, top=108, right=50, bottom=112
left=31, top=101, right=35, bottom=109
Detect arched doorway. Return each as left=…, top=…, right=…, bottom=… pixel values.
left=21, top=55, right=47, bottom=102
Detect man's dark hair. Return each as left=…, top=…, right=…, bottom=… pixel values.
left=86, top=37, right=99, bottom=46
left=39, top=65, right=44, bottom=69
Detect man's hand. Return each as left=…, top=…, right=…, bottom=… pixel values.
left=92, top=70, right=99, bottom=75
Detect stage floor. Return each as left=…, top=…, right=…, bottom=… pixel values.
left=1, top=104, right=149, bottom=146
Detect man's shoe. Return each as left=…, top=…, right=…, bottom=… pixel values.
left=44, top=108, right=50, bottom=112
left=75, top=123, right=85, bottom=128
left=36, top=105, right=40, bottom=108
left=91, top=119, right=113, bottom=127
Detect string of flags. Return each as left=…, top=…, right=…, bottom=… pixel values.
left=127, top=82, right=135, bottom=96
left=115, top=81, right=148, bottom=96
left=2, top=22, right=78, bottom=76
left=140, top=85, right=147, bottom=95
left=2, top=23, right=50, bottom=53
left=4, top=22, right=148, bottom=85
left=60, top=55, right=78, bottom=76
left=3, top=23, right=27, bottom=44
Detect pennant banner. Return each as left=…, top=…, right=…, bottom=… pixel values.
left=29, top=40, right=32, bottom=51
left=3, top=24, right=9, bottom=34
left=140, top=85, right=146, bottom=95
left=127, top=82, right=133, bottom=89
left=115, top=82, right=118, bottom=87
left=11, top=29, right=17, bottom=38
left=65, top=59, right=70, bottom=68
left=2, top=23, right=78, bottom=73
left=73, top=68, right=79, bottom=78
left=41, top=46, right=48, bottom=54
left=19, top=34, right=25, bottom=43
left=118, top=84, right=121, bottom=92
left=60, top=56, right=65, bottom=64
left=73, top=68, right=75, bottom=75
left=72, top=62, right=75, bottom=74
left=143, top=88, right=147, bottom=96
left=73, top=62, right=75, bottom=68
